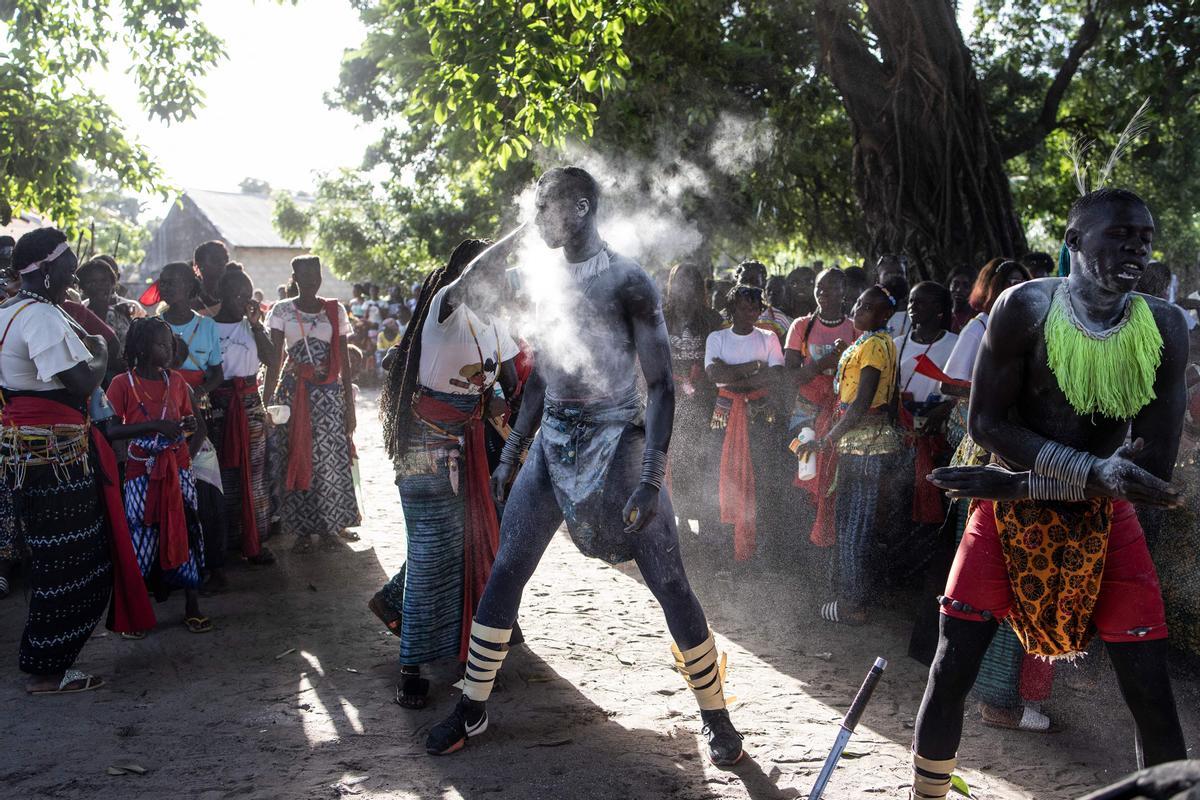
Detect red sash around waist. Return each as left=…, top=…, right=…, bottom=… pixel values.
left=804, top=384, right=841, bottom=548
left=178, top=369, right=205, bottom=389
left=717, top=386, right=769, bottom=562
left=899, top=402, right=949, bottom=525
left=414, top=391, right=500, bottom=662
left=215, top=377, right=261, bottom=557
left=286, top=299, right=344, bottom=492
left=139, top=442, right=189, bottom=572
left=1, top=396, right=156, bottom=633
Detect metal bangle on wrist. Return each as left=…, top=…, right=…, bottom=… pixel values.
left=499, top=430, right=533, bottom=466
left=1028, top=440, right=1096, bottom=501
left=639, top=448, right=668, bottom=490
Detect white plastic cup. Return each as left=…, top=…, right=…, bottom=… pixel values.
left=796, top=426, right=818, bottom=482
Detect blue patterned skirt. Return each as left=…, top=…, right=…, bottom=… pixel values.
left=390, top=389, right=477, bottom=665
left=125, top=438, right=205, bottom=594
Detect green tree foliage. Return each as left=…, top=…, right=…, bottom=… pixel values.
left=977, top=0, right=1200, bottom=272
left=0, top=0, right=223, bottom=230
left=318, top=0, right=1198, bottom=281
left=74, top=173, right=155, bottom=268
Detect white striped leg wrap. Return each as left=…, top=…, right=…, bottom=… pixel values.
left=671, top=630, right=726, bottom=712
left=911, top=753, right=957, bottom=800
left=462, top=620, right=512, bottom=702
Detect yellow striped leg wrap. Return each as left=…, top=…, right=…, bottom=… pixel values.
left=462, top=620, right=512, bottom=702
left=911, top=753, right=957, bottom=800
left=671, top=630, right=726, bottom=712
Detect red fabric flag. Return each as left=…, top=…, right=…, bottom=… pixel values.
left=913, top=353, right=969, bottom=388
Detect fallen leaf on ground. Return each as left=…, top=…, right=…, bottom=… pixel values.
left=114, top=764, right=147, bottom=774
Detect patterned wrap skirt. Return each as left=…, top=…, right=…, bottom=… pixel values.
left=209, top=386, right=270, bottom=550
left=125, top=436, right=205, bottom=594
left=7, top=461, right=111, bottom=675
left=271, top=338, right=361, bottom=538
left=391, top=389, right=478, bottom=664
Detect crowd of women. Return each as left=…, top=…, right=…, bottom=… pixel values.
left=0, top=229, right=361, bottom=693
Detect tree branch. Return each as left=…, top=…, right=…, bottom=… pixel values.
left=999, top=4, right=1105, bottom=159
left=813, top=0, right=890, bottom=123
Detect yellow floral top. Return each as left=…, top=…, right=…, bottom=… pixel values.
left=835, top=331, right=896, bottom=409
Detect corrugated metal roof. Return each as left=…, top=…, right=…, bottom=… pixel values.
left=0, top=212, right=50, bottom=241
left=186, top=189, right=311, bottom=249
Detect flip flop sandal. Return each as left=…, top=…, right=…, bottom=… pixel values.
left=980, top=704, right=1054, bottom=733
left=394, top=677, right=430, bottom=709
left=29, top=669, right=105, bottom=695
left=292, top=537, right=315, bottom=554
left=338, top=529, right=361, bottom=542
left=819, top=600, right=866, bottom=626
left=120, top=631, right=147, bottom=640
left=185, top=616, right=214, bottom=634
left=368, top=593, right=402, bottom=636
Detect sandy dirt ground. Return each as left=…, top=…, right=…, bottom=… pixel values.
left=2, top=388, right=1198, bottom=800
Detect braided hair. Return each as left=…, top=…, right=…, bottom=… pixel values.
left=379, top=238, right=491, bottom=460
left=123, top=316, right=173, bottom=370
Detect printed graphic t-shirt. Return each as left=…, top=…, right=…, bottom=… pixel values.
left=417, top=286, right=519, bottom=395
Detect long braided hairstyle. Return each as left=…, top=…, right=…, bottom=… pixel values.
left=123, top=316, right=173, bottom=371
left=380, top=238, right=491, bottom=460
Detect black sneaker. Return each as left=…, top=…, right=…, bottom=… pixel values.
left=426, top=696, right=488, bottom=755
left=700, top=709, right=744, bottom=766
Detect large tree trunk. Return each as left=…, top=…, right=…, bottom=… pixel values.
left=814, top=0, right=1026, bottom=279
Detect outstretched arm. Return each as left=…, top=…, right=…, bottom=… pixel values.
left=440, top=225, right=524, bottom=321
left=945, top=285, right=1181, bottom=506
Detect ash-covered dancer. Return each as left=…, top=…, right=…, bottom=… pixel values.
left=912, top=189, right=1188, bottom=799
left=426, top=166, right=743, bottom=765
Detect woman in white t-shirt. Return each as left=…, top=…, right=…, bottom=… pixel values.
left=208, top=264, right=279, bottom=571
left=263, top=256, right=361, bottom=551
left=892, top=282, right=959, bottom=566
left=375, top=237, right=523, bottom=710
left=704, top=284, right=785, bottom=563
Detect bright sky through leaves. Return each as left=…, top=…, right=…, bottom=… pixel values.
left=89, top=0, right=379, bottom=202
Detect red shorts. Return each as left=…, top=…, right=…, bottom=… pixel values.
left=942, top=500, right=1168, bottom=643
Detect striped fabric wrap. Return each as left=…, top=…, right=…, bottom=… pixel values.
left=395, top=389, right=477, bottom=665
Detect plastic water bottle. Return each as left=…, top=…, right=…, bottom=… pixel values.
left=795, top=426, right=818, bottom=482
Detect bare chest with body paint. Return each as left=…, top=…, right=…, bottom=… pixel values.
left=986, top=280, right=1166, bottom=465
left=535, top=259, right=651, bottom=402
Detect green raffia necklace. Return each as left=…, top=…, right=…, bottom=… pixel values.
left=1045, top=282, right=1162, bottom=419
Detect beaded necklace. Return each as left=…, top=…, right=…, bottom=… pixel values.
left=126, top=369, right=173, bottom=428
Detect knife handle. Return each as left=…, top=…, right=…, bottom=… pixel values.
left=843, top=657, right=888, bottom=732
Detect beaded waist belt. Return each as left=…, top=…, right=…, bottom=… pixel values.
left=0, top=423, right=91, bottom=487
